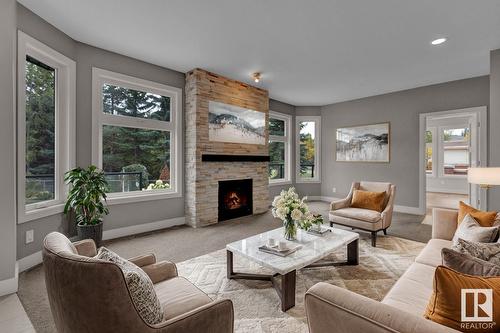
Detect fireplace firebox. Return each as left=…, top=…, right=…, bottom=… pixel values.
left=218, top=179, right=253, bottom=221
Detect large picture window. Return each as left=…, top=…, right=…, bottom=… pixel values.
left=92, top=68, right=182, bottom=203
left=17, top=32, right=76, bottom=222
left=268, top=112, right=292, bottom=185
left=296, top=116, right=321, bottom=182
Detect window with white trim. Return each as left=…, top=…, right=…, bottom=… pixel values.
left=17, top=31, right=76, bottom=222
left=296, top=116, right=321, bottom=182
left=268, top=112, right=292, bottom=184
left=92, top=68, right=182, bottom=203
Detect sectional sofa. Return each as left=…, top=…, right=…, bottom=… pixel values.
left=305, top=208, right=460, bottom=333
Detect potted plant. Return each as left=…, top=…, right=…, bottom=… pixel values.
left=64, top=165, right=109, bottom=246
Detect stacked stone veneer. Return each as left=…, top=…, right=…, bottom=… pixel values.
left=185, top=69, right=270, bottom=227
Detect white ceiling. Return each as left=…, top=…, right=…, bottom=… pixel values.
left=19, top=0, right=500, bottom=106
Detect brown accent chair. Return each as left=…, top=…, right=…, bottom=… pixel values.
left=329, top=181, right=396, bottom=247
left=42, top=232, right=234, bottom=333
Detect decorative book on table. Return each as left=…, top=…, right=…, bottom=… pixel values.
left=258, top=244, right=302, bottom=257
left=307, top=226, right=332, bottom=236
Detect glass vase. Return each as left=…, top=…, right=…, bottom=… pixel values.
left=283, top=216, right=297, bottom=240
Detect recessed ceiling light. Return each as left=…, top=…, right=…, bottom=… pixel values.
left=252, top=72, right=261, bottom=83
left=431, top=38, right=447, bottom=45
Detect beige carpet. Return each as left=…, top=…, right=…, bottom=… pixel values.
left=177, top=235, right=425, bottom=332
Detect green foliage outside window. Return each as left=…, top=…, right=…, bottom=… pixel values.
left=101, top=84, right=171, bottom=192
left=25, top=56, right=56, bottom=204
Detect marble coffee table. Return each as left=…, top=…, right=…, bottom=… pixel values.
left=226, top=227, right=359, bottom=311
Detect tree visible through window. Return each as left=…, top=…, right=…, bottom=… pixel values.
left=299, top=121, right=316, bottom=178
left=425, top=130, right=433, bottom=174
left=101, top=84, right=172, bottom=193
left=25, top=56, right=56, bottom=204
left=269, top=117, right=286, bottom=180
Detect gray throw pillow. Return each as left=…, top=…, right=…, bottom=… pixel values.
left=96, top=247, right=163, bottom=325
left=452, top=238, right=500, bottom=266
left=452, top=214, right=499, bottom=245
left=442, top=248, right=500, bottom=276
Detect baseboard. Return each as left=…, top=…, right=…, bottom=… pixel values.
left=102, top=217, right=185, bottom=241
left=17, top=217, right=186, bottom=273
left=18, top=251, right=42, bottom=273
left=0, top=263, right=18, bottom=296
left=393, top=205, right=425, bottom=215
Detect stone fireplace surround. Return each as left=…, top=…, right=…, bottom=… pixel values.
left=185, top=69, right=270, bottom=227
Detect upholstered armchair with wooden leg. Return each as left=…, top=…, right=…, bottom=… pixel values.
left=329, top=181, right=396, bottom=247
left=42, top=232, right=234, bottom=333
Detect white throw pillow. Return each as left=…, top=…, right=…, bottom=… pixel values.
left=452, top=214, right=499, bottom=245
left=95, top=247, right=163, bottom=325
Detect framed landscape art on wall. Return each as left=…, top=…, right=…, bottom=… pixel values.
left=208, top=101, right=266, bottom=145
left=336, top=122, right=390, bottom=162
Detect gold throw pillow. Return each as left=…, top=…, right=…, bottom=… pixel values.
left=424, top=266, right=500, bottom=333
left=350, top=190, right=386, bottom=212
left=458, top=201, right=497, bottom=227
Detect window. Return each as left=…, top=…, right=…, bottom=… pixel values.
left=425, top=128, right=436, bottom=176
left=92, top=68, right=182, bottom=203
left=268, top=112, right=292, bottom=185
left=442, top=127, right=470, bottom=176
left=17, top=32, right=76, bottom=222
left=296, top=116, right=321, bottom=182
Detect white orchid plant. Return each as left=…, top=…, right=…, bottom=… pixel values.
left=271, top=187, right=314, bottom=231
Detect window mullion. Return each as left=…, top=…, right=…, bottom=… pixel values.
left=101, top=114, right=173, bottom=131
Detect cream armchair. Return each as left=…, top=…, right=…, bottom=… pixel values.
left=42, top=232, right=234, bottom=333
left=329, top=181, right=396, bottom=247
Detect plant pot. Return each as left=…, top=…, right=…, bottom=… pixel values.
left=77, top=221, right=103, bottom=247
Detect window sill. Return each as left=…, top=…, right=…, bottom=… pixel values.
left=295, top=179, right=321, bottom=184
left=105, top=190, right=182, bottom=206
left=269, top=180, right=292, bottom=187
left=19, top=203, right=65, bottom=224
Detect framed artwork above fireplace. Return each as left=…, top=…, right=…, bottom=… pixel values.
left=208, top=101, right=266, bottom=145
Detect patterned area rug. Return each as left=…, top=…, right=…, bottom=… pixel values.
left=177, top=234, right=425, bottom=333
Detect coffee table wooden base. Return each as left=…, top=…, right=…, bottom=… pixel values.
left=226, top=239, right=359, bottom=312
left=227, top=250, right=296, bottom=311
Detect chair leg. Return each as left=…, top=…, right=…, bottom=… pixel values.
left=383, top=228, right=387, bottom=235
left=371, top=232, right=377, bottom=247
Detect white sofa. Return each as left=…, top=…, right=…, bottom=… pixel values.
left=305, top=208, right=460, bottom=333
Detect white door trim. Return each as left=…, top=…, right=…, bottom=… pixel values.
left=419, top=106, right=488, bottom=212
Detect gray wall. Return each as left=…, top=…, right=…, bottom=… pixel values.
left=16, top=5, right=186, bottom=259
left=320, top=76, right=490, bottom=208
left=0, top=0, right=17, bottom=282
left=490, top=49, right=500, bottom=210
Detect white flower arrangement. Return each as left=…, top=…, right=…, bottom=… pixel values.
left=143, top=180, right=170, bottom=191
left=271, top=187, right=312, bottom=228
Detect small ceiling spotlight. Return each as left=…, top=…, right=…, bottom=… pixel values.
left=431, top=37, right=447, bottom=45
left=252, top=72, right=261, bottom=83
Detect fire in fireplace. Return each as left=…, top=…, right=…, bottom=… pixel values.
left=218, top=179, right=253, bottom=221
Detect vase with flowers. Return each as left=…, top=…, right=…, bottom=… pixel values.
left=271, top=187, right=312, bottom=240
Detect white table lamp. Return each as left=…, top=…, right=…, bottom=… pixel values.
left=468, top=167, right=500, bottom=188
